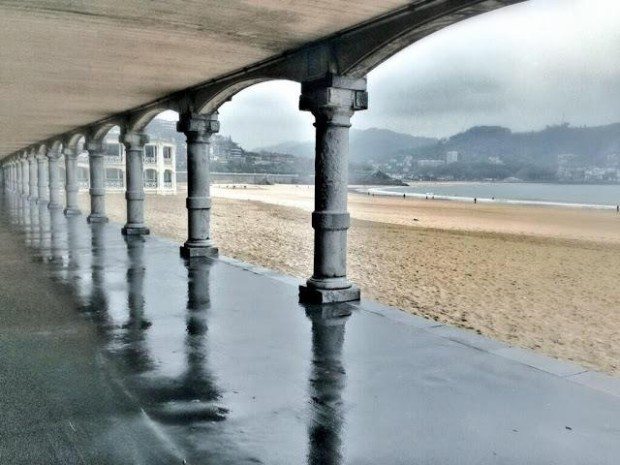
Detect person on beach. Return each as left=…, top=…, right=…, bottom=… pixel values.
left=474, top=197, right=477, bottom=204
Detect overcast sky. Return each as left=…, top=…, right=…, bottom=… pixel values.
left=163, top=0, right=620, bottom=149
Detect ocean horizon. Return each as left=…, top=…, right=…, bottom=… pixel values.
left=369, top=182, right=620, bottom=210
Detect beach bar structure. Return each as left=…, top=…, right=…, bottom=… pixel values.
left=3, top=2, right=620, bottom=464
left=0, top=0, right=525, bottom=304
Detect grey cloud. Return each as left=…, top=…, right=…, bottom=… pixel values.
left=186, top=0, right=620, bottom=147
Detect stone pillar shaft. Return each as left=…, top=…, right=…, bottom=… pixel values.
left=299, top=75, right=368, bottom=304
left=121, top=131, right=149, bottom=235
left=86, top=143, right=108, bottom=223
left=21, top=158, right=28, bottom=196
left=28, top=155, right=38, bottom=201
left=177, top=113, right=219, bottom=258
left=64, top=149, right=81, bottom=215
left=47, top=152, right=63, bottom=209
left=37, top=155, right=49, bottom=203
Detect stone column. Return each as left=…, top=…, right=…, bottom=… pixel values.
left=63, top=148, right=81, bottom=216
left=12, top=161, right=18, bottom=192
left=20, top=156, right=29, bottom=197
left=28, top=153, right=38, bottom=202
left=37, top=153, right=49, bottom=204
left=47, top=150, right=63, bottom=209
left=3, top=164, right=7, bottom=192
left=298, top=75, right=368, bottom=304
left=85, top=141, right=108, bottom=223
left=121, top=131, right=149, bottom=235
left=177, top=113, right=219, bottom=258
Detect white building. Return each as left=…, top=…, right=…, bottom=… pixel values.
left=417, top=159, right=445, bottom=168
left=76, top=135, right=177, bottom=195
left=446, top=151, right=459, bottom=164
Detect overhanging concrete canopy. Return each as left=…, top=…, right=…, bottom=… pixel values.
left=0, top=0, right=523, bottom=159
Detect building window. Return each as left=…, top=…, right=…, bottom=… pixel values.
left=144, top=144, right=157, bottom=163
left=144, top=169, right=158, bottom=188
left=163, top=146, right=172, bottom=159
left=164, top=170, right=172, bottom=183
left=105, top=168, right=123, bottom=180
left=104, top=143, right=120, bottom=156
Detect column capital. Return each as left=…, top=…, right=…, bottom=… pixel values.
left=177, top=113, right=219, bottom=141
left=63, top=147, right=79, bottom=159
left=121, top=131, right=149, bottom=150
left=300, top=74, right=368, bottom=122
left=36, top=152, right=48, bottom=161
left=85, top=140, right=105, bottom=154
left=46, top=150, right=62, bottom=161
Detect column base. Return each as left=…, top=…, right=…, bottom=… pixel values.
left=299, top=283, right=361, bottom=304
left=180, top=244, right=219, bottom=259
left=122, top=225, right=150, bottom=236
left=63, top=207, right=81, bottom=216
left=87, top=214, right=109, bottom=224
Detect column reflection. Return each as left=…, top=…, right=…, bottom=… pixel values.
left=88, top=223, right=112, bottom=329
left=37, top=203, right=52, bottom=261
left=147, top=257, right=223, bottom=425
left=306, top=304, right=351, bottom=465
left=49, top=207, right=66, bottom=264
left=120, top=235, right=153, bottom=374
left=28, top=198, right=40, bottom=247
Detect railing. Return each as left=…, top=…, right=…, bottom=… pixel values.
left=105, top=180, right=124, bottom=189
left=78, top=180, right=89, bottom=189
left=163, top=181, right=173, bottom=189
left=105, top=155, right=123, bottom=164
left=143, top=156, right=157, bottom=165
left=163, top=157, right=173, bottom=165
left=144, top=180, right=158, bottom=189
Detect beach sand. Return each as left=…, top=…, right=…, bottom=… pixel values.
left=79, top=185, right=620, bottom=375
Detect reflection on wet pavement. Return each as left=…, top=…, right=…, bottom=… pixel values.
left=1, top=191, right=619, bottom=465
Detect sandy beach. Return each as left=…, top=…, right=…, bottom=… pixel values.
left=79, top=185, right=620, bottom=375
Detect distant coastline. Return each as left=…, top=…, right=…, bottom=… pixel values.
left=359, top=181, right=620, bottom=210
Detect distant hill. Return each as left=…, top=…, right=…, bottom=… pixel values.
left=257, top=127, right=437, bottom=161
left=414, top=123, right=620, bottom=166
left=402, top=123, right=620, bottom=166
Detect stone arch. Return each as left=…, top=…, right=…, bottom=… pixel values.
left=64, top=132, right=86, bottom=152
left=88, top=120, right=124, bottom=145
left=36, top=143, right=48, bottom=157
left=194, top=78, right=272, bottom=115
left=48, top=139, right=64, bottom=154
left=126, top=102, right=180, bottom=134
left=338, top=1, right=521, bottom=77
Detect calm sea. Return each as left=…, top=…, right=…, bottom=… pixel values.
left=372, top=182, right=620, bottom=209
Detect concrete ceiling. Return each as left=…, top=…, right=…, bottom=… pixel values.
left=0, top=0, right=411, bottom=158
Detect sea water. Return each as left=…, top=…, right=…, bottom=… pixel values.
left=370, top=182, right=620, bottom=209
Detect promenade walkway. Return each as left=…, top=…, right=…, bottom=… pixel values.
left=0, top=192, right=618, bottom=464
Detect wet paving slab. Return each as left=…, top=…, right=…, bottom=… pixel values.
left=0, top=192, right=619, bottom=464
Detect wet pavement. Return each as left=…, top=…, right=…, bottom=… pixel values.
left=0, top=192, right=619, bottom=465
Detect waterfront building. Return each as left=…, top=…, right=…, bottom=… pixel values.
left=76, top=130, right=177, bottom=195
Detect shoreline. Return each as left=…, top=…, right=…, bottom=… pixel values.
left=361, top=185, right=620, bottom=211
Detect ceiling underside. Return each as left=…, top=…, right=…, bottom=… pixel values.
left=0, top=0, right=416, bottom=158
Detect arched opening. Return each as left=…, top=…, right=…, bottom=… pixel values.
left=142, top=110, right=180, bottom=194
